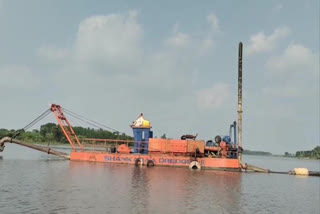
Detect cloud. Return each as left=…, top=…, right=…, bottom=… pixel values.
left=263, top=44, right=319, bottom=98
left=196, top=83, right=230, bottom=109
left=37, top=45, right=70, bottom=61
left=201, top=13, right=220, bottom=49
left=201, top=37, right=214, bottom=49
left=73, top=11, right=143, bottom=72
left=33, top=11, right=228, bottom=137
left=207, top=13, right=219, bottom=32
left=165, top=32, right=190, bottom=48
left=0, top=65, right=40, bottom=90
left=40, top=10, right=143, bottom=73
left=45, top=11, right=226, bottom=101
left=263, top=87, right=305, bottom=97
left=265, top=44, right=319, bottom=75
left=246, top=27, right=291, bottom=55
left=165, top=13, right=220, bottom=50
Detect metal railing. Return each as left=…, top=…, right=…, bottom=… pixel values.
left=80, top=138, right=151, bottom=153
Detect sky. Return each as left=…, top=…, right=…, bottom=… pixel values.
left=0, top=0, right=319, bottom=154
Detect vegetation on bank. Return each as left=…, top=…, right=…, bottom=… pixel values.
left=0, top=123, right=133, bottom=144
left=243, top=150, right=272, bottom=156
left=294, top=146, right=320, bottom=159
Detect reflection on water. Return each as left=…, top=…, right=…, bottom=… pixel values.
left=130, top=167, right=150, bottom=213
left=128, top=167, right=243, bottom=213
left=0, top=144, right=319, bottom=214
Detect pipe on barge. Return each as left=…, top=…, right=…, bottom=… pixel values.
left=0, top=137, right=70, bottom=159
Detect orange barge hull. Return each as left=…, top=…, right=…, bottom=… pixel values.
left=70, top=151, right=241, bottom=171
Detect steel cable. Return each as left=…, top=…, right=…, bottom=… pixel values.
left=23, top=109, right=51, bottom=130
left=12, top=108, right=51, bottom=138
left=62, top=108, right=119, bottom=133
left=63, top=111, right=107, bottom=131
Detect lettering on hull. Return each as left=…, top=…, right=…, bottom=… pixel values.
left=104, top=156, right=132, bottom=162
left=158, top=158, right=205, bottom=166
left=104, top=156, right=156, bottom=164
left=70, top=152, right=240, bottom=169
left=103, top=155, right=205, bottom=166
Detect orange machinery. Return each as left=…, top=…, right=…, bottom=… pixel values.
left=49, top=104, right=241, bottom=170
left=148, top=138, right=204, bottom=156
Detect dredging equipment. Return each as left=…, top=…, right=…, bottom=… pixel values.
left=1, top=42, right=319, bottom=176
left=0, top=137, right=69, bottom=159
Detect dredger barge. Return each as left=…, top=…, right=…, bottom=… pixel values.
left=0, top=101, right=243, bottom=171
left=0, top=102, right=242, bottom=170
left=1, top=43, right=318, bottom=176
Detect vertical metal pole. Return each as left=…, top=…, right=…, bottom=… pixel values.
left=233, top=121, right=237, bottom=145
left=238, top=42, right=243, bottom=162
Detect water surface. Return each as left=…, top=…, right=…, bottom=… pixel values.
left=0, top=144, right=319, bottom=214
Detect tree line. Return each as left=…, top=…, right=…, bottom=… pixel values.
left=243, top=150, right=272, bottom=156
left=295, top=146, right=320, bottom=159
left=0, top=123, right=133, bottom=144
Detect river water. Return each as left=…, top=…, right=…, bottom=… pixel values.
left=0, top=144, right=319, bottom=214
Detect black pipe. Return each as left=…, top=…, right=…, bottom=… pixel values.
left=237, top=42, right=243, bottom=161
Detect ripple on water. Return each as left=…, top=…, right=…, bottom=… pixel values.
left=0, top=151, right=319, bottom=214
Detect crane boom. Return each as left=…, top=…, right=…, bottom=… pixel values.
left=50, top=104, right=83, bottom=151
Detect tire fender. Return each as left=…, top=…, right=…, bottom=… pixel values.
left=135, top=158, right=143, bottom=166
left=147, top=160, right=155, bottom=167
left=189, top=161, right=201, bottom=170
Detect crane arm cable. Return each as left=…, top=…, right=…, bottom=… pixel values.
left=63, top=111, right=108, bottom=131
left=12, top=108, right=51, bottom=139
left=62, top=108, right=119, bottom=133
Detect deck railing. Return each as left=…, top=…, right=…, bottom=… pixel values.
left=80, top=138, right=149, bottom=153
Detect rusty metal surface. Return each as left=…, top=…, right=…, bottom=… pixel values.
left=187, top=140, right=204, bottom=153
left=148, top=138, right=205, bottom=154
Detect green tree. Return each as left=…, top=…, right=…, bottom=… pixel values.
left=40, top=123, right=56, bottom=137
left=52, top=126, right=63, bottom=142
left=1, top=122, right=133, bottom=144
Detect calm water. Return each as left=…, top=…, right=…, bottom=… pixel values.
left=0, top=144, right=319, bottom=214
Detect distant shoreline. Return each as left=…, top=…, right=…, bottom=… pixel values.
left=243, top=150, right=272, bottom=156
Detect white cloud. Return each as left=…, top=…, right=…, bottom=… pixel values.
left=263, top=87, right=305, bottom=97
left=265, top=44, right=319, bottom=75
left=263, top=44, right=319, bottom=98
left=202, top=37, right=214, bottom=49
left=0, top=65, right=40, bottom=90
left=37, top=45, right=70, bottom=61
left=246, top=27, right=291, bottom=55
left=73, top=10, right=143, bottom=71
left=40, top=10, right=143, bottom=73
left=201, top=13, right=220, bottom=49
left=207, top=13, right=219, bottom=32
left=165, top=32, right=190, bottom=48
left=196, top=83, right=230, bottom=108
left=33, top=11, right=228, bottom=136
left=165, top=13, right=219, bottom=50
